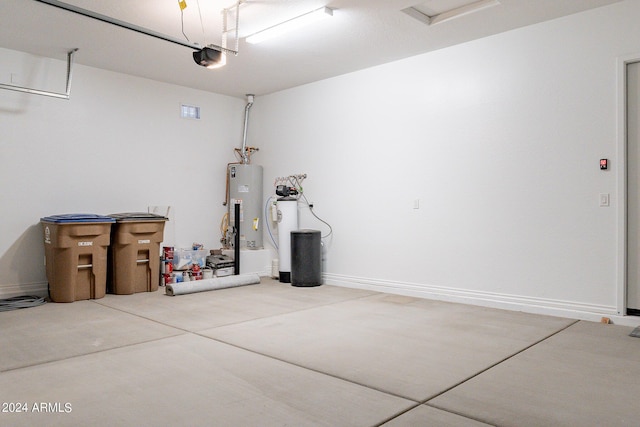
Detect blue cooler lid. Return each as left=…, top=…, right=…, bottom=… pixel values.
left=109, top=212, right=168, bottom=222
left=40, top=213, right=116, bottom=223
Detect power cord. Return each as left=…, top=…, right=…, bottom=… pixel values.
left=300, top=193, right=333, bottom=239
left=0, top=295, right=47, bottom=312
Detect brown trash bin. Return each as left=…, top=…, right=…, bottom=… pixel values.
left=108, top=213, right=167, bottom=295
left=41, top=214, right=115, bottom=303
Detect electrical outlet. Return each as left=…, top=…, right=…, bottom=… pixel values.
left=599, top=193, right=610, bottom=207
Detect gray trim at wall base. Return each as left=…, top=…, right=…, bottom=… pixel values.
left=0, top=271, right=275, bottom=301
left=0, top=282, right=48, bottom=299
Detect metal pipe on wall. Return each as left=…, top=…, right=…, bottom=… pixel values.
left=241, top=94, right=254, bottom=164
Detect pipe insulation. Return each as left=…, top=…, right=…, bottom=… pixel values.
left=234, top=202, right=240, bottom=274
left=165, top=273, right=261, bottom=296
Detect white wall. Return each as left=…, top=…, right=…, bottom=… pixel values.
left=253, top=0, right=640, bottom=322
left=3, top=1, right=639, bottom=324
left=0, top=49, right=244, bottom=296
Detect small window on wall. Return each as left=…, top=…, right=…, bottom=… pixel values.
left=181, top=104, right=200, bottom=119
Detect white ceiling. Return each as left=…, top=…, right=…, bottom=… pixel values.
left=0, top=0, right=623, bottom=98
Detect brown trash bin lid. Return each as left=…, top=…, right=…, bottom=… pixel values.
left=109, top=212, right=168, bottom=222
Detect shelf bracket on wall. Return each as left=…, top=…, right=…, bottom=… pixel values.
left=0, top=48, right=78, bottom=100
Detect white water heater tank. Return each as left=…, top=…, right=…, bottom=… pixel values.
left=229, top=164, right=263, bottom=249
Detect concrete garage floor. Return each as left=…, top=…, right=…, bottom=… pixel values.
left=1, top=278, right=640, bottom=426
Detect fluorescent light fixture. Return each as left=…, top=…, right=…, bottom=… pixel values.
left=246, top=6, right=333, bottom=44
left=403, top=0, right=499, bottom=26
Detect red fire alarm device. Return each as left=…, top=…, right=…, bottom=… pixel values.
left=600, top=159, right=608, bottom=170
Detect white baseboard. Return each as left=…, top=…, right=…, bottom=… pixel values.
left=323, top=273, right=640, bottom=327
left=0, top=282, right=48, bottom=299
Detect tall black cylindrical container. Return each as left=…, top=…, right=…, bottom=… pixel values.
left=291, top=229, right=322, bottom=287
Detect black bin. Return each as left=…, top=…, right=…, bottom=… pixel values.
left=291, top=229, right=322, bottom=287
